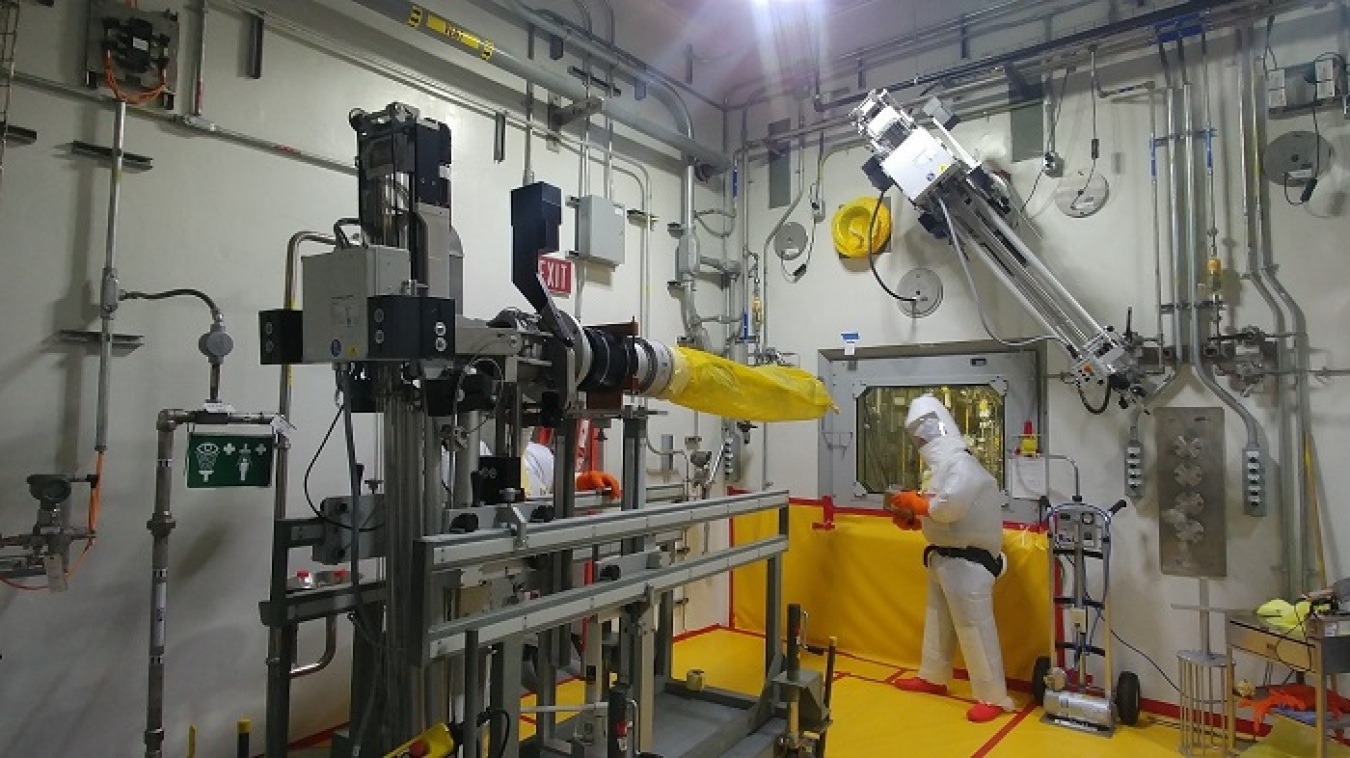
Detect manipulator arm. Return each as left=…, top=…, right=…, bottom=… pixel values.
left=850, top=89, right=1151, bottom=407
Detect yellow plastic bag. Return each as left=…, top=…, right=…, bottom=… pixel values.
left=657, top=348, right=835, bottom=422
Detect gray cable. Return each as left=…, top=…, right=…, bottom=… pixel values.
left=121, top=287, right=223, bottom=322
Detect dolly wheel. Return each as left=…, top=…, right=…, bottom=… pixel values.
left=1032, top=656, right=1051, bottom=706
left=1116, top=671, right=1142, bottom=726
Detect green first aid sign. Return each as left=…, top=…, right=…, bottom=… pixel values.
left=186, top=433, right=275, bottom=489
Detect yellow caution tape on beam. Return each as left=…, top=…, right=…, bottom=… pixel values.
left=423, top=13, right=494, bottom=60
left=407, top=4, right=424, bottom=28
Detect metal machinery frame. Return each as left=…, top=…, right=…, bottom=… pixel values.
left=253, top=102, right=819, bottom=758
left=849, top=90, right=1153, bottom=410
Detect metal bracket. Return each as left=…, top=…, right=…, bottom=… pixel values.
left=69, top=141, right=154, bottom=171
left=504, top=504, right=530, bottom=548
left=549, top=96, right=604, bottom=131
left=57, top=330, right=145, bottom=349
left=0, top=124, right=37, bottom=146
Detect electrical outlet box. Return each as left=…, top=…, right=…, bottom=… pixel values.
left=1267, top=58, right=1346, bottom=116
left=574, top=195, right=626, bottom=267
left=1124, top=441, right=1144, bottom=498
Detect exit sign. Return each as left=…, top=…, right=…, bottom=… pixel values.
left=186, top=433, right=275, bottom=489
left=540, top=255, right=573, bottom=296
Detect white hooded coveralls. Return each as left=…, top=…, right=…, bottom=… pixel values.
left=906, top=395, right=1014, bottom=711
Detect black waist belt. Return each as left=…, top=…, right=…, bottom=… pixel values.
left=923, top=545, right=1004, bottom=577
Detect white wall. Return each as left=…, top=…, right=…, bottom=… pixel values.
left=0, top=0, right=729, bottom=754
left=739, top=5, right=1349, bottom=708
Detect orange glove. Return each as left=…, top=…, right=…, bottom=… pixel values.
left=891, top=514, right=922, bottom=530
left=576, top=470, right=622, bottom=501
left=886, top=490, right=931, bottom=521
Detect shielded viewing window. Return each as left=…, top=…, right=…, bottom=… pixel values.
left=855, top=384, right=1006, bottom=494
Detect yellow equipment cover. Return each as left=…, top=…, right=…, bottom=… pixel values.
left=657, top=347, right=835, bottom=422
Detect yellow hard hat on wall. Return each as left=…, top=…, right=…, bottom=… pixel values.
left=832, top=196, right=892, bottom=259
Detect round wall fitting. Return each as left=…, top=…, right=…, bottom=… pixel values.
left=897, top=267, right=943, bottom=318
left=773, top=221, right=809, bottom=261
left=1053, top=169, right=1110, bottom=218
left=1264, top=131, right=1334, bottom=186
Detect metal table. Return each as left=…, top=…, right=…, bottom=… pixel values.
left=1225, top=611, right=1350, bottom=758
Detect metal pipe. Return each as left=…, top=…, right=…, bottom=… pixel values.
left=565, top=0, right=593, bottom=199
left=504, top=0, right=698, bottom=151
left=95, top=100, right=127, bottom=455
left=726, top=0, right=1098, bottom=109
left=1181, top=82, right=1261, bottom=447
left=595, top=0, right=616, bottom=196
left=524, top=3, right=719, bottom=109
left=351, top=0, right=727, bottom=171
left=145, top=409, right=275, bottom=758
left=192, top=0, right=208, bottom=117
left=290, top=616, right=338, bottom=678
left=814, top=0, right=1253, bottom=112
left=14, top=71, right=354, bottom=174
left=1237, top=26, right=1295, bottom=595
left=143, top=413, right=180, bottom=758
left=1245, top=49, right=1314, bottom=587
left=262, top=231, right=333, bottom=755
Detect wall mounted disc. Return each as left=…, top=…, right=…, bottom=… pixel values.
left=897, top=267, right=943, bottom=318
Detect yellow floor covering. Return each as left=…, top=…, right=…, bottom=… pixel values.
left=669, top=628, right=1186, bottom=758
left=296, top=628, right=1194, bottom=756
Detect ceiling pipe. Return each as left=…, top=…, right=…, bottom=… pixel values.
left=811, top=0, right=1254, bottom=112
left=489, top=0, right=723, bottom=170
left=533, top=6, right=722, bottom=110
left=350, top=0, right=729, bottom=172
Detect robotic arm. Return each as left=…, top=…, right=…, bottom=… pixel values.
left=850, top=89, right=1151, bottom=408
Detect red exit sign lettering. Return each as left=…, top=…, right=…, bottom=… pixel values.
left=540, top=255, right=573, bottom=296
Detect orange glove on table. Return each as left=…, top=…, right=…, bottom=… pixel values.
left=576, top=470, right=623, bottom=500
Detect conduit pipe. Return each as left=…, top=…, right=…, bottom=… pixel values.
left=1181, top=78, right=1262, bottom=441
left=1236, top=26, right=1297, bottom=594
left=1251, top=83, right=1317, bottom=591
left=94, top=100, right=126, bottom=461
left=813, top=0, right=1254, bottom=112
left=486, top=0, right=715, bottom=345
left=191, top=0, right=208, bottom=116
left=263, top=230, right=337, bottom=755
left=350, top=0, right=729, bottom=172
left=14, top=70, right=354, bottom=174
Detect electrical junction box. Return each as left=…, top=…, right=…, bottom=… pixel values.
left=574, top=195, right=626, bottom=267
left=85, top=0, right=180, bottom=110
left=301, top=246, right=410, bottom=363
left=1267, top=58, right=1345, bottom=115
left=880, top=128, right=959, bottom=203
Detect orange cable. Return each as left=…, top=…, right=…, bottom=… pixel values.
left=103, top=53, right=165, bottom=106
left=0, top=577, right=46, bottom=591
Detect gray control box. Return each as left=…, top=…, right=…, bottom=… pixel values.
left=312, top=495, right=385, bottom=565
left=575, top=195, right=626, bottom=267
left=301, top=246, right=409, bottom=363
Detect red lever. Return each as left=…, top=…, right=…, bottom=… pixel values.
left=408, top=738, right=430, bottom=757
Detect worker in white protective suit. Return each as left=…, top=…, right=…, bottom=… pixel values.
left=887, top=394, right=1015, bottom=723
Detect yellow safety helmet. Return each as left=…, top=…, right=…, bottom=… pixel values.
left=832, top=196, right=892, bottom=259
